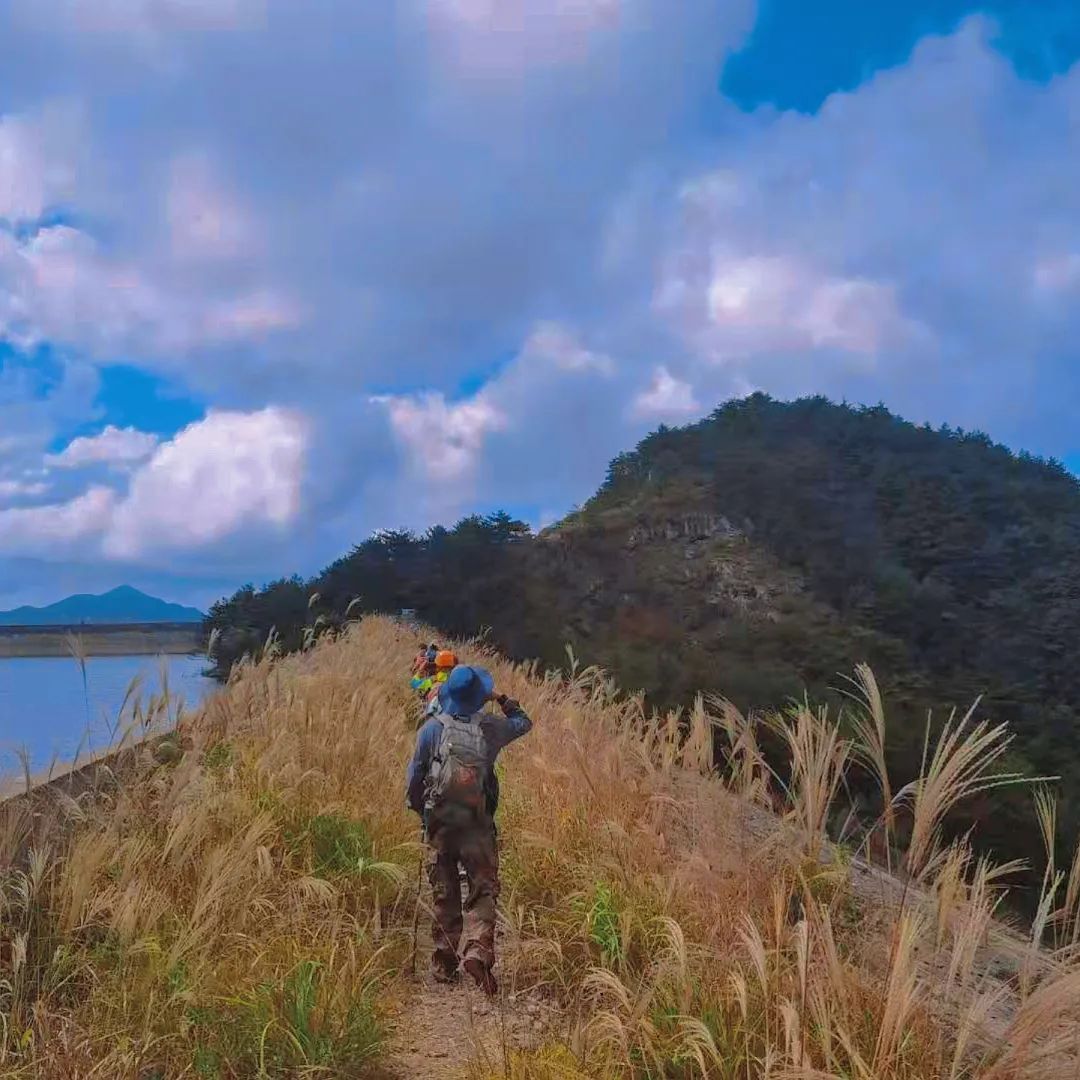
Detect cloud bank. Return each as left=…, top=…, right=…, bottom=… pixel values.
left=0, top=409, right=306, bottom=566
left=0, top=3, right=1078, bottom=604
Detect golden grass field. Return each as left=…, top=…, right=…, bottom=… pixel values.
left=1, top=615, right=1079, bottom=1077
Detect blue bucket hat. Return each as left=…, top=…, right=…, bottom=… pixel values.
left=437, top=665, right=494, bottom=716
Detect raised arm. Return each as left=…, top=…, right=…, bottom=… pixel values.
left=481, top=694, right=533, bottom=752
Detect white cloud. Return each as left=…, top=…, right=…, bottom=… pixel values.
left=0, top=410, right=308, bottom=562
left=0, top=486, right=118, bottom=556
left=0, top=115, right=49, bottom=221
left=429, top=0, right=627, bottom=72
left=657, top=250, right=919, bottom=367
left=1033, top=253, right=1080, bottom=294
left=0, top=355, right=101, bottom=494
left=631, top=15, right=1080, bottom=448
left=15, top=0, right=265, bottom=36
left=631, top=365, right=700, bottom=420
left=379, top=391, right=506, bottom=488
left=0, top=223, right=303, bottom=356
left=521, top=322, right=615, bottom=375
left=0, top=0, right=756, bottom=389
left=374, top=320, right=622, bottom=519
left=0, top=105, right=81, bottom=222
left=104, top=408, right=308, bottom=558
left=202, top=291, right=305, bottom=341
left=46, top=425, right=160, bottom=470
left=166, top=152, right=252, bottom=263
left=0, top=479, right=49, bottom=500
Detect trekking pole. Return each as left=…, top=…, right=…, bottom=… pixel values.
left=408, top=823, right=426, bottom=976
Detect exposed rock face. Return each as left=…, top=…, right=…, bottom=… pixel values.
left=501, top=498, right=853, bottom=709
left=626, top=513, right=742, bottom=548
left=707, top=553, right=803, bottom=622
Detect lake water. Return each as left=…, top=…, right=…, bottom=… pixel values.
left=0, top=654, right=214, bottom=778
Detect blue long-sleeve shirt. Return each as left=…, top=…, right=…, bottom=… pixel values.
left=406, top=703, right=532, bottom=815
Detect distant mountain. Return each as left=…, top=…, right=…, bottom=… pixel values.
left=0, top=586, right=204, bottom=626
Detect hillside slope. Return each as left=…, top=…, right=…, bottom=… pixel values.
left=2, top=616, right=1077, bottom=1077
left=209, top=398, right=1080, bottom=734
left=583, top=394, right=1080, bottom=743
left=0, top=585, right=203, bottom=625
left=206, top=395, right=1080, bottom=875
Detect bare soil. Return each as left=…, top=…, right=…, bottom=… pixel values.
left=384, top=970, right=558, bottom=1080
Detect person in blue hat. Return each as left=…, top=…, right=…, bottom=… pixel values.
left=405, top=663, right=532, bottom=993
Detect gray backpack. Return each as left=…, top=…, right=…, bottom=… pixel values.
left=427, top=714, right=489, bottom=813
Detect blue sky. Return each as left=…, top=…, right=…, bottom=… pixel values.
left=724, top=0, right=1080, bottom=110
left=0, top=0, right=1079, bottom=609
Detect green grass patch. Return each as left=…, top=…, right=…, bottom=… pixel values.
left=202, top=741, right=234, bottom=770
left=576, top=881, right=624, bottom=968
left=285, top=812, right=375, bottom=879
left=185, top=960, right=384, bottom=1077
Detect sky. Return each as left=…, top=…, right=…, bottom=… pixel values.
left=1, top=0, right=1080, bottom=611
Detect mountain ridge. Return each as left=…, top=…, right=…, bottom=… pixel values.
left=0, top=585, right=204, bottom=626
left=203, top=393, right=1080, bottom=883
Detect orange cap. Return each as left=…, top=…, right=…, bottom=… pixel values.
left=435, top=650, right=457, bottom=670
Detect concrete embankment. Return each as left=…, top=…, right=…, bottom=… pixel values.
left=0, top=731, right=178, bottom=803
left=0, top=622, right=203, bottom=657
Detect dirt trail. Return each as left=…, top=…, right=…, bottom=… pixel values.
left=383, top=874, right=560, bottom=1080
left=384, top=971, right=557, bottom=1080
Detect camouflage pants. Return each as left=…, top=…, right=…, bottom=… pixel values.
left=425, top=814, right=499, bottom=976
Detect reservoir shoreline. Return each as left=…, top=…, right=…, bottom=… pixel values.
left=0, top=729, right=176, bottom=802
left=0, top=622, right=203, bottom=658
left=0, top=651, right=213, bottom=777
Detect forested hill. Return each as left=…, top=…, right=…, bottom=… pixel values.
left=206, top=394, right=1080, bottom=873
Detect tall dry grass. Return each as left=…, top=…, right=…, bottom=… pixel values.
left=1, top=616, right=1079, bottom=1077
left=0, top=623, right=417, bottom=1077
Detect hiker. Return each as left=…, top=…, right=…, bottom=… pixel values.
left=410, top=649, right=453, bottom=700
left=425, top=650, right=458, bottom=702
left=412, top=642, right=438, bottom=674
left=405, top=665, right=531, bottom=993
left=411, top=643, right=430, bottom=675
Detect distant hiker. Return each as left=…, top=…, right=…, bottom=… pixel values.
left=411, top=643, right=430, bottom=675
left=425, top=650, right=458, bottom=701
left=410, top=649, right=455, bottom=699
left=405, top=665, right=531, bottom=993
left=409, top=644, right=438, bottom=685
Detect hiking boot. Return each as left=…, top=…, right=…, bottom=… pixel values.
left=430, top=959, right=459, bottom=985
left=463, top=956, right=497, bottom=996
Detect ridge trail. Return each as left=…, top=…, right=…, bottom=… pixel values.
left=2, top=614, right=1077, bottom=1076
